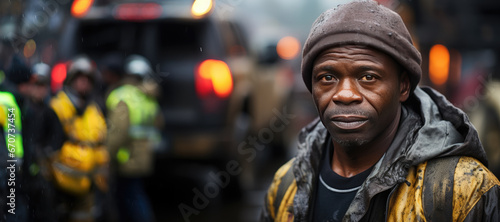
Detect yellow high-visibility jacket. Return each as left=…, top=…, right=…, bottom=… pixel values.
left=50, top=90, right=108, bottom=195
left=262, top=87, right=500, bottom=222
left=0, top=91, right=23, bottom=158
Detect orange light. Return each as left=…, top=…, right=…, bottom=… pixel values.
left=23, top=39, right=36, bottom=58
left=195, top=59, right=233, bottom=98
left=71, top=0, right=94, bottom=18
left=277, top=36, right=301, bottom=60
left=51, top=63, right=67, bottom=93
left=191, top=0, right=213, bottom=18
left=429, top=44, right=450, bottom=86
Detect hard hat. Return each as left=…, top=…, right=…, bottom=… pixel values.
left=65, top=55, right=95, bottom=85
left=124, top=54, right=153, bottom=78
left=32, top=62, right=51, bottom=85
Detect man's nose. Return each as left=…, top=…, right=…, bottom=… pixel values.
left=331, top=79, right=362, bottom=105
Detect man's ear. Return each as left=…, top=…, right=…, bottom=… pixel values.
left=399, top=72, right=410, bottom=102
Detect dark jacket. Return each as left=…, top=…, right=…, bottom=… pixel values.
left=262, top=87, right=500, bottom=221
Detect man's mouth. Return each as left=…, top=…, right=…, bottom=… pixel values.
left=330, top=115, right=368, bottom=130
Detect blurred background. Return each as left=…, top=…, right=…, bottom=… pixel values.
left=1, top=0, right=500, bottom=221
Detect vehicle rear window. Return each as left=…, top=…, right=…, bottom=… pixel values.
left=75, top=19, right=217, bottom=64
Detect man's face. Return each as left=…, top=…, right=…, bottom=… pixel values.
left=31, top=82, right=49, bottom=103
left=312, top=45, right=410, bottom=148
left=71, top=74, right=93, bottom=97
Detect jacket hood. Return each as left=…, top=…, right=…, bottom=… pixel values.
left=292, top=86, right=487, bottom=221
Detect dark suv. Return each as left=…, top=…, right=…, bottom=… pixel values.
left=54, top=0, right=237, bottom=160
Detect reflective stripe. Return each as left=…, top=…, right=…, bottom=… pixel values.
left=70, top=210, right=94, bottom=220
left=128, top=125, right=160, bottom=140
left=52, top=161, right=90, bottom=177
left=0, top=91, right=24, bottom=158
left=116, top=148, right=130, bottom=164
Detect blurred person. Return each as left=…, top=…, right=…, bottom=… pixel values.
left=30, top=62, right=51, bottom=104
left=105, top=54, right=162, bottom=222
left=22, top=62, right=58, bottom=221
left=262, top=1, right=500, bottom=221
left=0, top=55, right=32, bottom=221
left=99, top=52, right=125, bottom=99
left=43, top=55, right=109, bottom=222
left=466, top=66, right=500, bottom=178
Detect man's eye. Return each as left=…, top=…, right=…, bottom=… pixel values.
left=361, top=74, right=376, bottom=81
left=322, top=75, right=334, bottom=81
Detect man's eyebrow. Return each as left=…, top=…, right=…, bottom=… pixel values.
left=313, top=65, right=335, bottom=74
left=357, top=65, right=378, bottom=71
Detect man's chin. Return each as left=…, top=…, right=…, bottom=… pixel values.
left=332, top=136, right=370, bottom=148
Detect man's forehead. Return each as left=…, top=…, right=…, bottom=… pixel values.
left=314, top=45, right=390, bottom=63
left=312, top=44, right=403, bottom=73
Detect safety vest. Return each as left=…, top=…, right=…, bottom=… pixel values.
left=106, top=84, right=160, bottom=163
left=50, top=91, right=109, bottom=195
left=0, top=91, right=23, bottom=158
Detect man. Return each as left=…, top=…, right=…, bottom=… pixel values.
left=106, top=54, right=162, bottom=222
left=262, top=1, right=500, bottom=221
left=46, top=55, right=109, bottom=222
left=24, top=62, right=58, bottom=220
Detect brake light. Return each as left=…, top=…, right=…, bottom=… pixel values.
left=51, top=63, right=67, bottom=93
left=71, top=0, right=94, bottom=18
left=195, top=59, right=233, bottom=98
left=191, top=0, right=213, bottom=18
left=115, top=3, right=162, bottom=21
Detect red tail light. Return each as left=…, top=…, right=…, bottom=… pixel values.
left=195, top=59, right=233, bottom=98
left=114, top=3, right=162, bottom=21
left=51, top=62, right=67, bottom=93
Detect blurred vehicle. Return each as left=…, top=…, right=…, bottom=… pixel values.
left=45, top=0, right=244, bottom=219
left=51, top=0, right=236, bottom=160
left=37, top=0, right=306, bottom=220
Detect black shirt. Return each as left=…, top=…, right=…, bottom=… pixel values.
left=313, top=140, right=374, bottom=222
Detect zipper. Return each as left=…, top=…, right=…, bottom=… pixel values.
left=384, top=183, right=400, bottom=221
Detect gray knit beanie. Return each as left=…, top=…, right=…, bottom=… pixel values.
left=302, top=0, right=422, bottom=92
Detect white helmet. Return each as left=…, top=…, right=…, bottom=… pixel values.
left=124, top=54, right=153, bottom=78
left=32, top=62, right=51, bottom=84
left=65, top=55, right=96, bottom=85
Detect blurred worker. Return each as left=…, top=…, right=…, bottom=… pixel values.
left=106, top=54, right=162, bottom=222
left=467, top=72, right=500, bottom=178
left=23, top=62, right=58, bottom=220
left=45, top=55, right=109, bottom=222
left=0, top=55, right=31, bottom=221
left=30, top=62, right=51, bottom=105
